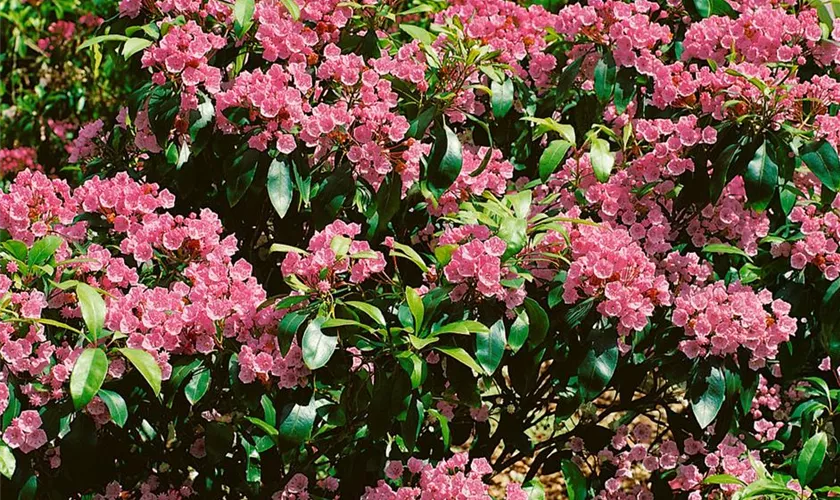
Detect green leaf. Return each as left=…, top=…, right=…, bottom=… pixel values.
left=226, top=165, right=257, bottom=207
left=267, top=159, right=293, bottom=219
left=121, top=37, right=153, bottom=58
left=185, top=368, right=211, bottom=405
left=433, top=320, right=490, bottom=336
left=508, top=309, right=530, bottom=354
left=561, top=459, right=586, bottom=500
left=523, top=297, right=549, bottom=345
left=435, top=346, right=484, bottom=373
left=261, top=395, right=277, bottom=426
left=28, top=235, right=63, bottom=265
left=0, top=443, right=16, bottom=479
left=594, top=51, right=616, bottom=102
left=77, top=34, right=128, bottom=51
left=577, top=329, right=618, bottom=399
left=491, top=78, right=514, bottom=118
left=522, top=479, right=546, bottom=500
left=590, top=138, right=615, bottom=182
left=301, top=317, right=336, bottom=369
left=246, top=416, right=279, bottom=440
left=476, top=319, right=506, bottom=375
left=703, top=474, right=747, bottom=486
left=498, top=216, right=527, bottom=260
left=538, top=140, right=572, bottom=182
left=2, top=240, right=28, bottom=261
left=399, top=24, right=436, bottom=45
left=397, top=351, right=426, bottom=389
left=20, top=475, right=38, bottom=499
left=801, top=140, right=840, bottom=192
left=427, top=123, right=463, bottom=198
left=744, top=139, right=778, bottom=212
left=234, top=0, right=256, bottom=37
left=76, top=282, right=106, bottom=341
left=701, top=243, right=751, bottom=260
left=406, top=287, right=425, bottom=332
left=70, top=348, right=109, bottom=409
left=797, top=431, right=828, bottom=486
left=97, top=389, right=128, bottom=428
left=277, top=398, right=317, bottom=444
left=613, top=70, right=636, bottom=114
left=427, top=408, right=451, bottom=450
left=344, top=301, right=387, bottom=327
left=119, top=348, right=162, bottom=396
left=690, top=365, right=725, bottom=429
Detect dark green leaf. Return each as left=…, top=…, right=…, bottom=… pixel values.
left=801, top=140, right=840, bottom=192
left=97, top=389, right=128, bottom=428
left=427, top=123, right=463, bottom=197
left=301, top=317, right=336, bottom=369
left=508, top=309, right=530, bottom=354
left=594, top=51, right=616, bottom=102
left=119, top=348, right=162, bottom=396
left=690, top=365, right=725, bottom=428
left=561, top=459, right=586, bottom=500
left=226, top=165, right=257, bottom=207
left=28, top=235, right=63, bottom=265
left=491, top=78, right=514, bottom=118
left=70, top=348, right=109, bottom=409
left=744, top=139, right=778, bottom=212
left=797, top=431, right=828, bottom=486
left=538, top=140, right=572, bottom=182
left=613, top=70, right=636, bottom=114
left=476, top=319, right=506, bottom=374
left=185, top=368, right=211, bottom=405
left=76, top=282, right=106, bottom=341
left=577, top=329, right=618, bottom=399
left=277, top=398, right=317, bottom=444
left=267, top=159, right=293, bottom=218
left=406, top=287, right=425, bottom=332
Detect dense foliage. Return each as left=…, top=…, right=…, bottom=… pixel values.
left=5, top=0, right=840, bottom=497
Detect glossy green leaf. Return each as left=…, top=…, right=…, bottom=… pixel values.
left=435, top=346, right=484, bottom=373
left=119, top=348, right=162, bottom=396
left=508, top=309, right=530, bottom=354
left=491, top=78, right=514, bottom=118
left=797, top=431, right=828, bottom=486
left=476, top=319, right=506, bottom=374
left=28, top=235, right=63, bottom=265
left=0, top=443, right=16, bottom=479
left=98, top=389, right=128, bottom=428
left=277, top=398, right=317, bottom=444
left=301, top=317, right=336, bottom=369
left=690, top=365, right=725, bottom=429
left=399, top=24, right=436, bottom=45
left=70, top=348, right=109, bottom=409
left=234, top=0, right=255, bottom=37
left=744, top=140, right=778, bottom=212
left=538, top=139, right=572, bottom=182
left=561, top=459, right=586, bottom=500
left=344, top=301, right=387, bottom=327
left=590, top=138, right=614, bottom=182
left=406, top=287, right=424, bottom=332
left=267, top=159, right=293, bottom=219
left=185, top=368, right=211, bottom=405
left=577, top=329, right=618, bottom=399
left=801, top=140, right=840, bottom=192
left=76, top=282, right=106, bottom=341
left=121, top=37, right=153, bottom=58
left=427, top=123, right=463, bottom=198
left=594, top=51, right=616, bottom=102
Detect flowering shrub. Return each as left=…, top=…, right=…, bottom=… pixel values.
left=6, top=0, right=840, bottom=497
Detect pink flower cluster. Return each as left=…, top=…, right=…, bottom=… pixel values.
left=362, top=453, right=528, bottom=500
left=771, top=204, right=840, bottom=280
left=2, top=410, right=47, bottom=454
left=0, top=147, right=40, bottom=179
left=141, top=20, right=226, bottom=96
left=672, top=281, right=796, bottom=367
left=563, top=224, right=671, bottom=335
left=440, top=224, right=526, bottom=309
left=68, top=119, right=105, bottom=163
left=281, top=220, right=386, bottom=293
left=0, top=170, right=305, bottom=406
left=429, top=147, right=514, bottom=216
